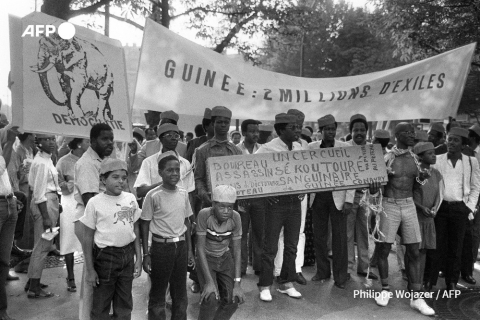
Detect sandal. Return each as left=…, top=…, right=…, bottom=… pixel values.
left=66, top=278, right=76, bottom=292
left=24, top=281, right=48, bottom=292
left=27, top=288, right=54, bottom=299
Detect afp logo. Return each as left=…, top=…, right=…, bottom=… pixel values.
left=21, top=22, right=76, bottom=39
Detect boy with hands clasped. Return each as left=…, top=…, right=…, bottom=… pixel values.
left=196, top=185, right=245, bottom=320
left=80, top=158, right=143, bottom=320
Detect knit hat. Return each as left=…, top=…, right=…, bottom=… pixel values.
left=317, top=115, right=336, bottom=128
left=413, top=142, right=435, bottom=155
left=203, top=108, right=212, bottom=120
left=211, top=106, right=232, bottom=119
left=160, top=110, right=179, bottom=122
left=212, top=185, right=237, bottom=203
left=100, top=158, right=127, bottom=175
left=449, top=127, right=469, bottom=138
left=157, top=123, right=179, bottom=137
left=373, top=129, right=390, bottom=139
left=275, top=113, right=297, bottom=124
left=469, top=124, right=480, bottom=137
left=350, top=114, right=367, bottom=123
left=415, top=131, right=428, bottom=142
left=287, top=109, right=305, bottom=125
left=133, top=127, right=145, bottom=139
left=428, top=122, right=444, bottom=134
left=156, top=150, right=177, bottom=164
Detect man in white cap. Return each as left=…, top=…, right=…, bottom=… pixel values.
left=308, top=114, right=350, bottom=288
left=344, top=114, right=378, bottom=281
left=194, top=106, right=242, bottom=208
left=375, top=122, right=434, bottom=316
left=256, top=113, right=303, bottom=301
left=138, top=110, right=187, bottom=161
left=196, top=185, right=245, bottom=320
left=428, top=127, right=480, bottom=292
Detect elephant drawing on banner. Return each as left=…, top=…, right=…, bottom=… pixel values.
left=30, top=33, right=114, bottom=120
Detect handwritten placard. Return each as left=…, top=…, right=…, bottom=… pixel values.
left=207, top=144, right=388, bottom=199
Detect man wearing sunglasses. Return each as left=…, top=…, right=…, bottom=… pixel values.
left=134, top=123, right=195, bottom=199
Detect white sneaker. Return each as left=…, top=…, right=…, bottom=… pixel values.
left=259, top=287, right=272, bottom=302
left=277, top=283, right=302, bottom=299
left=375, top=290, right=391, bottom=307
left=410, top=298, right=435, bottom=316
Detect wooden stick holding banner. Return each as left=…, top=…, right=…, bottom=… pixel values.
left=207, top=144, right=388, bottom=199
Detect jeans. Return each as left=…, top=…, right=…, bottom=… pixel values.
left=240, top=198, right=266, bottom=273
left=312, top=192, right=348, bottom=284
left=148, top=240, right=188, bottom=320
left=27, top=193, right=59, bottom=279
left=346, top=191, right=369, bottom=274
left=91, top=242, right=134, bottom=320
left=258, top=195, right=301, bottom=287
left=0, top=199, right=18, bottom=313
left=429, top=201, right=469, bottom=286
left=197, top=251, right=238, bottom=320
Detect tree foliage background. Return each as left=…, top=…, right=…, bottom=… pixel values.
left=38, top=0, right=480, bottom=121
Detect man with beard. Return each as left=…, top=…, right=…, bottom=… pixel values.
left=375, top=123, right=434, bottom=316
left=344, top=114, right=378, bottom=281
left=74, top=123, right=114, bottom=320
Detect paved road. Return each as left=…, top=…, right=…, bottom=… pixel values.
left=6, top=251, right=480, bottom=319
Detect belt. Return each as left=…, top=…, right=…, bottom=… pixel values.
left=152, top=233, right=185, bottom=243
left=384, top=197, right=412, bottom=204
left=443, top=200, right=463, bottom=205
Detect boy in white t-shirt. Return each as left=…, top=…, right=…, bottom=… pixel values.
left=140, top=153, right=194, bottom=320
left=80, top=158, right=142, bottom=319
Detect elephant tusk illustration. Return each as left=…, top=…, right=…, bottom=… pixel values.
left=30, top=63, right=54, bottom=73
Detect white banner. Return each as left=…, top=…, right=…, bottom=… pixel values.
left=9, top=12, right=131, bottom=141
left=133, top=18, right=475, bottom=122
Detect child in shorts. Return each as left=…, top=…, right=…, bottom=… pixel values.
left=80, top=158, right=143, bottom=319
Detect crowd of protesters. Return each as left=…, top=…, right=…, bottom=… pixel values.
left=0, top=106, right=479, bottom=320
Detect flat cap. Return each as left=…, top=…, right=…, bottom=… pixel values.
left=211, top=106, right=232, bottom=119
left=259, top=124, right=274, bottom=132
left=413, top=142, right=435, bottom=155
left=287, top=109, right=305, bottom=125
left=160, top=110, right=179, bottom=122
left=203, top=108, right=212, bottom=120
left=373, top=129, right=390, bottom=139
left=156, top=150, right=177, bottom=164
left=212, top=185, right=237, bottom=203
left=317, top=115, right=336, bottom=128
left=133, top=127, right=145, bottom=139
left=469, top=124, right=480, bottom=137
left=157, top=123, right=179, bottom=137
left=350, top=114, right=367, bottom=123
left=275, top=113, right=297, bottom=124
left=100, top=158, right=127, bottom=175
left=428, top=122, right=445, bottom=134
left=415, top=131, right=428, bottom=142
left=449, top=127, right=469, bottom=138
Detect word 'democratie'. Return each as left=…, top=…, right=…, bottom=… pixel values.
left=207, top=144, right=388, bottom=199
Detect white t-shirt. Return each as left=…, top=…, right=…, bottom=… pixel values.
left=80, top=192, right=142, bottom=248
